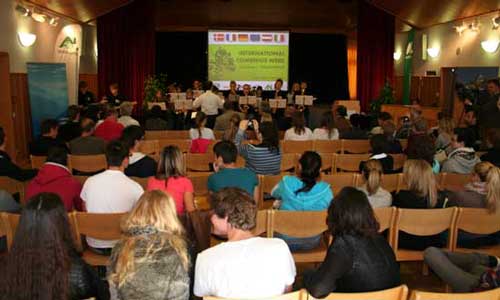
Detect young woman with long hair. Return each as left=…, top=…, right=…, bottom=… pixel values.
left=358, top=159, right=392, bottom=208
left=313, top=112, right=339, bottom=140
left=109, top=190, right=190, bottom=300
left=304, top=187, right=400, bottom=297
left=435, top=116, right=455, bottom=152
left=0, top=193, right=109, bottom=300
left=147, top=146, right=195, bottom=214
left=190, top=112, right=215, bottom=140
left=284, top=111, right=313, bottom=141
left=223, top=113, right=242, bottom=142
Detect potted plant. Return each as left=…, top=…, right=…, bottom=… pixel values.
left=370, top=80, right=395, bottom=115
left=143, top=73, right=168, bottom=108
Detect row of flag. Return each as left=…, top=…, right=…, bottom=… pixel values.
left=213, top=33, right=286, bottom=43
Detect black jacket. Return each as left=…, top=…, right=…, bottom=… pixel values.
left=304, top=234, right=400, bottom=297
left=481, top=149, right=500, bottom=167
left=58, top=121, right=82, bottom=143
left=125, top=155, right=157, bottom=178
left=30, top=136, right=67, bottom=156
left=69, top=255, right=110, bottom=300
left=0, top=151, right=37, bottom=181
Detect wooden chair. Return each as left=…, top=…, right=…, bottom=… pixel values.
left=322, top=284, right=408, bottom=300
left=374, top=207, right=396, bottom=247
left=341, top=139, right=371, bottom=154
left=68, top=154, right=107, bottom=174
left=204, top=289, right=307, bottom=300
left=357, top=173, right=402, bottom=193
left=0, top=176, right=26, bottom=205
left=185, top=153, right=212, bottom=174
left=30, top=155, right=46, bottom=169
left=439, top=173, right=470, bottom=192
left=0, top=213, right=7, bottom=250
left=393, top=207, right=458, bottom=262
left=74, top=176, right=89, bottom=186
left=0, top=213, right=20, bottom=250
left=318, top=153, right=334, bottom=173
left=190, top=174, right=211, bottom=210
left=214, top=131, right=225, bottom=140
left=392, top=154, right=406, bottom=171
left=72, top=212, right=125, bottom=266
left=145, top=130, right=190, bottom=140
left=313, top=140, right=342, bottom=154
left=130, top=176, right=149, bottom=190
left=410, top=288, right=500, bottom=300
left=322, top=174, right=356, bottom=195
left=269, top=210, right=329, bottom=263
left=281, top=140, right=313, bottom=154
left=258, top=174, right=283, bottom=209
left=333, top=154, right=370, bottom=173
left=157, top=139, right=192, bottom=153
left=452, top=208, right=500, bottom=257
left=281, top=153, right=298, bottom=174
left=138, top=140, right=159, bottom=156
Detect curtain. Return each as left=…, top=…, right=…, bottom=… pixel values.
left=97, top=0, right=155, bottom=115
left=347, top=38, right=357, bottom=100
left=357, top=1, right=395, bottom=112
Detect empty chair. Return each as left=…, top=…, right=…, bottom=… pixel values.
left=281, top=140, right=313, bottom=154
left=0, top=176, right=26, bottom=205
left=158, top=139, right=191, bottom=153
left=186, top=153, right=212, bottom=174
left=341, top=139, right=371, bottom=154
left=321, top=285, right=408, bottom=300
left=30, top=154, right=47, bottom=169
left=313, top=140, right=342, bottom=154
left=410, top=288, right=500, bottom=300
left=333, top=154, right=371, bottom=173
left=281, top=153, right=298, bottom=174
left=68, top=154, right=107, bottom=174
left=322, top=174, right=356, bottom=195
left=318, top=153, right=334, bottom=173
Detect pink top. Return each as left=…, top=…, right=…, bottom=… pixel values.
left=147, top=176, right=194, bottom=215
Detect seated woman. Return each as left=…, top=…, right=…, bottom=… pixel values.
left=284, top=111, right=313, bottom=141
left=190, top=112, right=215, bottom=153
left=222, top=113, right=242, bottom=142
left=147, top=146, right=195, bottom=215
left=304, top=187, right=400, bottom=297
left=358, top=159, right=392, bottom=208
left=359, top=134, right=394, bottom=174
left=0, top=193, right=109, bottom=300
left=108, top=190, right=190, bottom=300
left=234, top=120, right=282, bottom=175
left=313, top=112, right=339, bottom=140
left=393, top=159, right=446, bottom=250
left=406, top=134, right=441, bottom=173
left=435, top=116, right=455, bottom=153
left=122, top=125, right=158, bottom=178
left=271, top=151, right=333, bottom=251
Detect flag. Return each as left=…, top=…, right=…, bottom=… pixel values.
left=262, top=34, right=273, bottom=42
left=250, top=34, right=260, bottom=42
left=402, top=28, right=415, bottom=105
left=238, top=34, right=249, bottom=42
left=232, top=33, right=237, bottom=42
left=213, top=33, right=224, bottom=42
left=274, top=34, right=279, bottom=42
left=279, top=34, right=285, bottom=43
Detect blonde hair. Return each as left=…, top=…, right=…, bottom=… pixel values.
left=403, top=159, right=437, bottom=208
left=261, top=112, right=273, bottom=123
left=474, top=162, right=500, bottom=213
left=438, top=117, right=455, bottom=135
left=109, top=190, right=189, bottom=287
left=156, top=146, right=186, bottom=180
left=362, top=159, right=383, bottom=195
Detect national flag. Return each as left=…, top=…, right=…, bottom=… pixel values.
left=232, top=33, right=237, bottom=42
left=250, top=34, right=260, bottom=42
left=213, top=33, right=224, bottom=42
left=238, top=34, right=249, bottom=42
left=279, top=34, right=285, bottom=43
left=226, top=33, right=231, bottom=41
left=262, top=34, right=273, bottom=42
left=274, top=34, right=279, bottom=42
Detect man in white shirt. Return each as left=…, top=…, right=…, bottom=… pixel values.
left=80, top=140, right=144, bottom=254
left=193, top=81, right=224, bottom=129
left=194, top=188, right=296, bottom=299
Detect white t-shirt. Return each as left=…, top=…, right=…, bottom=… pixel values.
left=193, top=91, right=224, bottom=115
left=80, top=170, right=144, bottom=248
left=118, top=116, right=140, bottom=128
left=189, top=128, right=215, bottom=140
left=284, top=127, right=313, bottom=141
left=312, top=128, right=340, bottom=140
left=194, top=237, right=296, bottom=299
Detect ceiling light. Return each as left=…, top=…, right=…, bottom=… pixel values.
left=15, top=4, right=30, bottom=16
left=393, top=51, right=402, bottom=61
left=454, top=22, right=467, bottom=35
left=468, top=21, right=480, bottom=33
left=426, top=47, right=440, bottom=58
left=481, top=40, right=500, bottom=53
left=18, top=32, right=37, bottom=47
left=31, top=12, right=47, bottom=23
left=493, top=17, right=500, bottom=30
left=48, top=17, right=59, bottom=26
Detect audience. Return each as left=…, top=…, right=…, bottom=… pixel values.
left=405, top=118, right=428, bottom=154
left=304, top=187, right=400, bottom=297
left=406, top=134, right=440, bottom=173
left=147, top=146, right=195, bottom=215
left=80, top=141, right=144, bottom=254
left=313, top=111, right=339, bottom=140
left=58, top=105, right=82, bottom=143
left=118, top=101, right=140, bottom=128
left=271, top=151, right=333, bottom=250
left=235, top=120, right=282, bottom=175
left=78, top=80, right=96, bottom=106
left=442, top=128, right=481, bottom=174
left=30, top=119, right=67, bottom=155
left=358, top=159, right=392, bottom=208
left=69, top=118, right=106, bottom=155
left=382, top=121, right=403, bottom=153
left=94, top=106, right=124, bottom=142
left=193, top=81, right=224, bottom=129
left=0, top=126, right=37, bottom=180
left=214, top=101, right=244, bottom=132
left=333, top=105, right=351, bottom=137
left=359, top=134, right=394, bottom=173
left=481, top=129, right=500, bottom=167
left=26, top=146, right=83, bottom=211
left=108, top=190, right=190, bottom=300
left=121, top=125, right=157, bottom=178
left=370, top=112, right=392, bottom=135
left=194, top=188, right=296, bottom=298
left=208, top=141, right=259, bottom=200
left=222, top=113, right=243, bottom=141
left=105, top=83, right=126, bottom=106
left=342, top=114, right=369, bottom=139
left=284, top=111, right=313, bottom=141
left=145, top=105, right=170, bottom=131
left=0, top=193, right=109, bottom=300
left=190, top=112, right=215, bottom=153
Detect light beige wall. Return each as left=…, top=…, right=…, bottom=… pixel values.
left=395, top=11, right=500, bottom=76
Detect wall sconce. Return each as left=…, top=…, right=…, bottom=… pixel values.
left=481, top=40, right=500, bottom=53
left=18, top=32, right=37, bottom=47
left=393, top=51, right=402, bottom=61
left=31, top=12, right=47, bottom=23
left=492, top=17, right=500, bottom=30
left=454, top=22, right=467, bottom=36
left=426, top=47, right=440, bottom=58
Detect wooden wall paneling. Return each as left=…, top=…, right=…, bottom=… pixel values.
left=410, top=76, right=420, bottom=102
left=0, top=53, right=16, bottom=161
left=394, top=76, right=404, bottom=104
left=420, top=76, right=440, bottom=107
left=79, top=74, right=98, bottom=97
left=10, top=73, right=32, bottom=164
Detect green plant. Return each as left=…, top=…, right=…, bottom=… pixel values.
left=370, top=80, right=395, bottom=114
left=143, top=73, right=168, bottom=107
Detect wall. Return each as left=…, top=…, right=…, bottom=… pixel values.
left=80, top=24, right=98, bottom=74
left=395, top=11, right=500, bottom=76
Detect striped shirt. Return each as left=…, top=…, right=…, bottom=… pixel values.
left=235, top=129, right=281, bottom=175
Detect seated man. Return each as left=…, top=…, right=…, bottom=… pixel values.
left=26, top=146, right=83, bottom=211
left=80, top=140, right=144, bottom=254
left=0, top=127, right=37, bottom=181
left=69, top=118, right=106, bottom=155
left=442, top=128, right=481, bottom=174
left=118, top=101, right=140, bottom=128
left=30, top=119, right=67, bottom=155
left=58, top=105, right=82, bottom=143
left=94, top=106, right=124, bottom=142
left=194, top=188, right=296, bottom=299
left=208, top=141, right=258, bottom=201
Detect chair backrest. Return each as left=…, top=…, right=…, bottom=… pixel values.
left=145, top=130, right=190, bottom=140
left=186, top=153, right=212, bottom=172
left=252, top=210, right=271, bottom=237
left=322, top=174, right=356, bottom=195
left=138, top=139, right=159, bottom=156
left=453, top=208, right=500, bottom=250
left=357, top=173, right=402, bottom=192
left=322, top=284, right=408, bottom=300
left=281, top=153, right=298, bottom=173
left=72, top=212, right=125, bottom=251
left=204, top=289, right=307, bottom=300
left=313, top=140, right=342, bottom=154
left=130, top=176, right=149, bottom=190
left=318, top=153, right=334, bottom=173
left=0, top=176, right=26, bottom=204
left=157, top=139, right=192, bottom=153
left=270, top=210, right=328, bottom=238
left=375, top=207, right=396, bottom=233
left=68, top=154, right=107, bottom=173
left=410, top=288, right=500, bottom=300
left=333, top=154, right=371, bottom=172
left=439, top=173, right=470, bottom=191
left=1, top=213, right=20, bottom=250
left=258, top=174, right=283, bottom=209
left=281, top=140, right=313, bottom=154
left=392, top=154, right=406, bottom=171
left=341, top=139, right=371, bottom=154
left=30, top=155, right=47, bottom=169
left=190, top=174, right=210, bottom=210
left=399, top=139, right=408, bottom=150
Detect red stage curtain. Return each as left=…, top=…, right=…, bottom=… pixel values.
left=97, top=0, right=155, bottom=115
left=356, top=1, right=395, bottom=112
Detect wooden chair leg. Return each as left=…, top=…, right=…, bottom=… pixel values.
left=422, top=262, right=429, bottom=276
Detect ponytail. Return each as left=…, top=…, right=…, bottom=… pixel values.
left=485, top=165, right=500, bottom=213
left=363, top=159, right=383, bottom=196
left=295, top=151, right=321, bottom=195
left=195, top=112, right=207, bottom=139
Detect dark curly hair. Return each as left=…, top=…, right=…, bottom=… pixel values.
left=0, top=193, right=77, bottom=300
left=211, top=187, right=257, bottom=231
left=327, top=187, right=379, bottom=237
